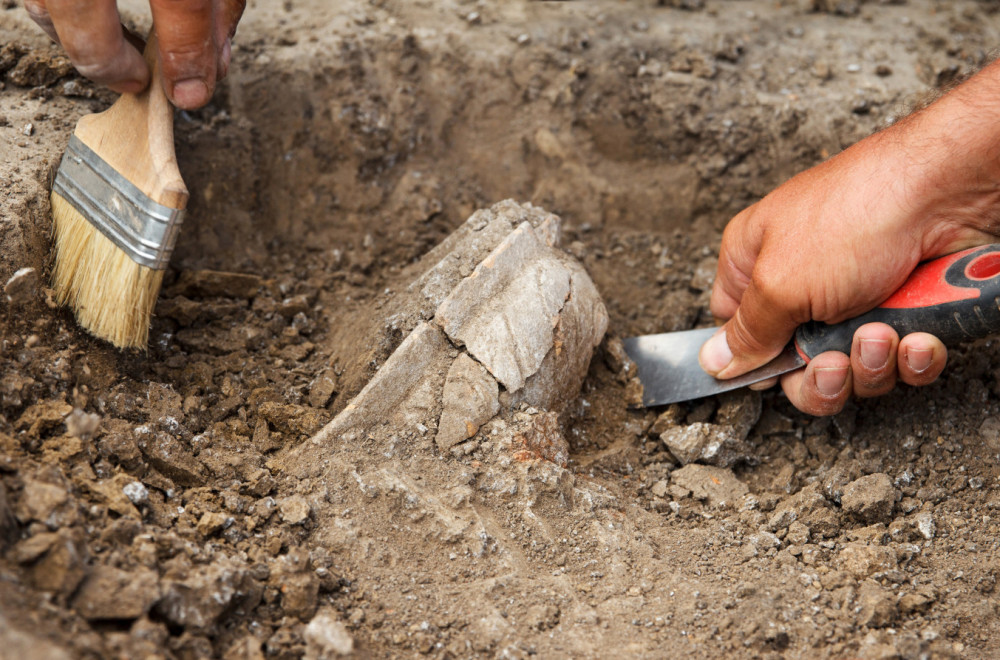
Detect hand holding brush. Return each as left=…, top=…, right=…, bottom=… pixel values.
left=50, top=30, right=188, bottom=349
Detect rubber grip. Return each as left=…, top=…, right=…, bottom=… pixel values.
left=794, top=244, right=1000, bottom=360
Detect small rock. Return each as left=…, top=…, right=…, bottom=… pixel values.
left=308, top=368, right=339, bottom=409
left=659, top=422, right=749, bottom=467
left=839, top=542, right=898, bottom=579
left=979, top=416, right=1000, bottom=450
left=123, top=481, right=148, bottom=506
left=17, top=477, right=68, bottom=526
left=689, top=256, right=717, bottom=291
left=197, top=511, right=230, bottom=537
left=65, top=409, right=101, bottom=440
left=914, top=511, right=935, bottom=540
left=650, top=480, right=669, bottom=498
left=279, top=495, right=312, bottom=525
left=436, top=353, right=500, bottom=451
left=770, top=484, right=841, bottom=538
left=841, top=473, right=896, bottom=523
left=71, top=565, right=159, bottom=620
left=670, top=464, right=748, bottom=508
left=25, top=529, right=87, bottom=596
left=4, top=267, right=38, bottom=305
left=857, top=580, right=897, bottom=628
left=650, top=404, right=685, bottom=436
left=899, top=588, right=935, bottom=614
left=304, top=608, right=354, bottom=658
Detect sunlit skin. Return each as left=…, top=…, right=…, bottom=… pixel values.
left=701, top=59, right=1000, bottom=415
left=24, top=0, right=245, bottom=109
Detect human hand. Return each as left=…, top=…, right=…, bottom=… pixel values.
left=24, top=0, right=245, bottom=109
left=699, top=61, right=1000, bottom=415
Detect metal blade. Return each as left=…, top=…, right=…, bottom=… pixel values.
left=622, top=327, right=806, bottom=407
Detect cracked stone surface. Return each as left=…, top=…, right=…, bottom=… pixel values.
left=304, top=200, right=607, bottom=453
left=436, top=353, right=500, bottom=451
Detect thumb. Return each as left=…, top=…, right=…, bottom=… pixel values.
left=698, top=276, right=802, bottom=379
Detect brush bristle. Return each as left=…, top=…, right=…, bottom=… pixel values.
left=51, top=192, right=165, bottom=350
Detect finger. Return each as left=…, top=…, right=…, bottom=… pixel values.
left=710, top=205, right=763, bottom=321
left=781, top=351, right=852, bottom=416
left=45, top=0, right=149, bottom=93
left=214, top=0, right=245, bottom=79
left=850, top=323, right=899, bottom=398
left=700, top=273, right=802, bottom=379
left=897, top=332, right=947, bottom=386
left=150, top=0, right=217, bottom=109
left=748, top=375, right=779, bottom=391
left=24, top=0, right=60, bottom=43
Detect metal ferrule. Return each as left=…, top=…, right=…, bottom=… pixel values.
left=52, top=135, right=184, bottom=270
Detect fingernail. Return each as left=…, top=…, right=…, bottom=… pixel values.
left=700, top=329, right=733, bottom=375
left=172, top=79, right=210, bottom=108
left=906, top=347, right=933, bottom=373
left=814, top=366, right=848, bottom=397
left=859, top=338, right=890, bottom=370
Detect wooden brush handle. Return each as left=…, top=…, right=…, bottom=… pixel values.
left=74, top=30, right=188, bottom=210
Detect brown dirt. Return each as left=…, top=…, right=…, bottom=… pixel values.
left=3, top=0, right=1000, bottom=658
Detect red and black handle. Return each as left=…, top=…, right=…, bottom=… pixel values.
left=794, top=244, right=1000, bottom=359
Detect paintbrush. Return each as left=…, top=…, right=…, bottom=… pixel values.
left=51, top=29, right=188, bottom=349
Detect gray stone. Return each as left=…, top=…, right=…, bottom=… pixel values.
left=71, top=565, right=159, bottom=620
left=518, top=254, right=608, bottom=410
left=436, top=222, right=572, bottom=392
left=841, top=473, right=896, bottom=523
left=300, top=202, right=606, bottom=458
left=670, top=464, right=748, bottom=508
left=436, top=353, right=500, bottom=451
left=660, top=422, right=746, bottom=467
left=304, top=608, right=355, bottom=658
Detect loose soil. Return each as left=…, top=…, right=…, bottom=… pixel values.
left=3, top=0, right=1000, bottom=658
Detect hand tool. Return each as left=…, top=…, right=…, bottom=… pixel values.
left=624, top=244, right=1000, bottom=406
left=50, top=30, right=188, bottom=349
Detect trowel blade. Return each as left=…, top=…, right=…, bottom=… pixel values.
left=622, top=327, right=805, bottom=407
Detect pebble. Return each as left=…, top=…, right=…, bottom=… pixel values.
left=914, top=512, right=935, bottom=540
left=122, top=481, right=149, bottom=506
left=304, top=608, right=354, bottom=658
left=4, top=267, right=38, bottom=305
left=840, top=473, right=896, bottom=523
left=280, top=495, right=312, bottom=525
